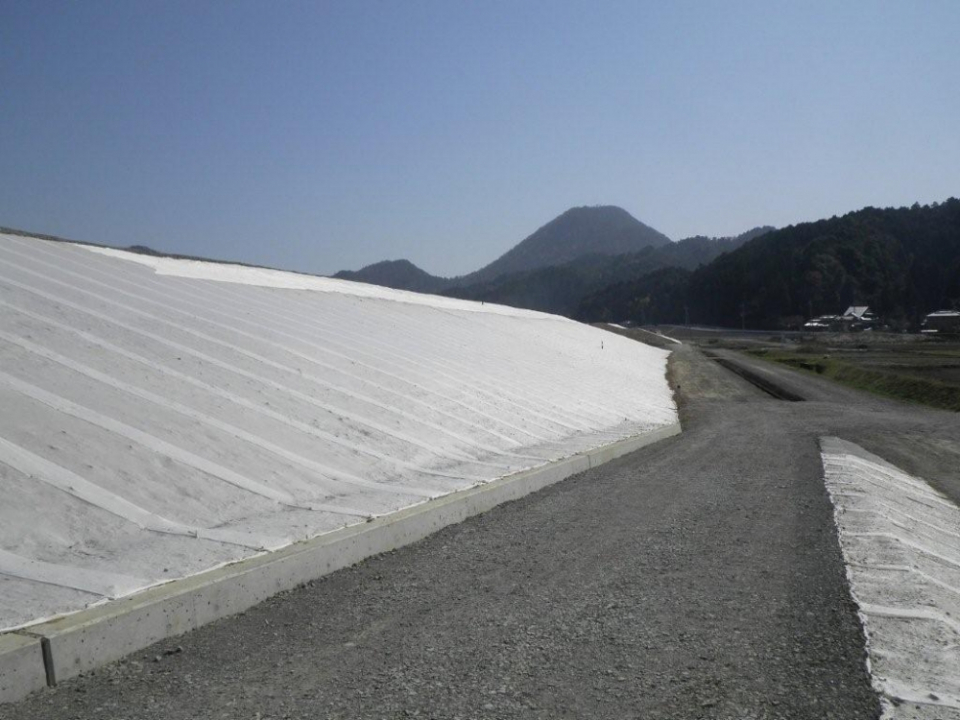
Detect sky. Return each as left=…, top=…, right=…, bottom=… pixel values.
left=1, top=1, right=958, bottom=278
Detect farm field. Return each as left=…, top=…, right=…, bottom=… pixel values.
left=656, top=325, right=960, bottom=412
left=749, top=337, right=960, bottom=412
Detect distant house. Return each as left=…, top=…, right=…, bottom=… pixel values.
left=803, top=306, right=877, bottom=332
left=843, top=306, right=872, bottom=321
left=841, top=306, right=877, bottom=329
left=921, top=310, right=960, bottom=335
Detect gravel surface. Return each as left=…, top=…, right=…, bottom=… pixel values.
left=8, top=344, right=958, bottom=720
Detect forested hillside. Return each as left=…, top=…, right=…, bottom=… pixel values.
left=577, top=267, right=692, bottom=325
left=444, top=228, right=769, bottom=315
left=578, top=200, right=960, bottom=329
left=686, top=199, right=960, bottom=329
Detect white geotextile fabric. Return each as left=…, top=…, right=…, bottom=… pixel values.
left=0, top=233, right=676, bottom=630
left=821, top=438, right=960, bottom=719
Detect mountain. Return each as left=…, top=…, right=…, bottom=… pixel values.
left=333, top=259, right=450, bottom=294
left=333, top=205, right=671, bottom=293
left=443, top=226, right=772, bottom=316
left=461, top=205, right=670, bottom=285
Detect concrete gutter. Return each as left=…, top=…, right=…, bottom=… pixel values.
left=0, top=422, right=680, bottom=704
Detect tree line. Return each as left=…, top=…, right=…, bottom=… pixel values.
left=577, top=199, right=960, bottom=330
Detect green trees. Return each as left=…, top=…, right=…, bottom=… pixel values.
left=683, top=199, right=960, bottom=329
left=577, top=268, right=691, bottom=325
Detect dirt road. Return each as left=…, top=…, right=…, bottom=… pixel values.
left=7, top=344, right=959, bottom=719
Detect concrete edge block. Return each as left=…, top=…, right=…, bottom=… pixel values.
left=5, top=421, right=681, bottom=699
left=0, top=632, right=47, bottom=705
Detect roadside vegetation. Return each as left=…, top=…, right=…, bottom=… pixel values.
left=746, top=340, right=960, bottom=412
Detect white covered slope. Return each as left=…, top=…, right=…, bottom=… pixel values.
left=0, top=233, right=676, bottom=631
left=822, top=438, right=960, bottom=719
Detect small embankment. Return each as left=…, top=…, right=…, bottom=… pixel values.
left=0, top=231, right=679, bottom=702
left=821, top=437, right=960, bottom=718
left=704, top=353, right=805, bottom=401
left=749, top=350, right=960, bottom=412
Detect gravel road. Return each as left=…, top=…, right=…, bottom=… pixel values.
left=7, top=343, right=959, bottom=720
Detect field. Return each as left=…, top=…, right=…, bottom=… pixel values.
left=655, top=325, right=960, bottom=412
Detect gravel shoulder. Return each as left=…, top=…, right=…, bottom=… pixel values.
left=716, top=347, right=960, bottom=504
left=10, top=343, right=959, bottom=719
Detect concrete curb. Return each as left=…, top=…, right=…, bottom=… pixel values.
left=0, top=633, right=47, bottom=704
left=0, top=422, right=680, bottom=704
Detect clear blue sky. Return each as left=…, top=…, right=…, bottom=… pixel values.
left=2, top=1, right=957, bottom=277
